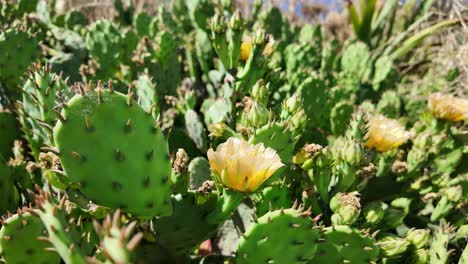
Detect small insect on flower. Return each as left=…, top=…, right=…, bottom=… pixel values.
left=365, top=115, right=411, bottom=152
left=207, top=138, right=284, bottom=192
left=428, top=93, right=468, bottom=122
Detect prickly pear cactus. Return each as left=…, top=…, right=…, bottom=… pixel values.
left=237, top=208, right=320, bottom=264
left=0, top=158, right=18, bottom=214
left=53, top=88, right=172, bottom=217
left=0, top=110, right=20, bottom=158
left=312, top=225, right=379, bottom=264
left=151, top=193, right=219, bottom=257
left=0, top=210, right=61, bottom=264
left=0, top=29, right=41, bottom=92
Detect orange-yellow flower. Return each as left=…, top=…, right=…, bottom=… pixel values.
left=365, top=115, right=411, bottom=152
left=207, top=138, right=284, bottom=192
left=428, top=93, right=468, bottom=122
left=240, top=36, right=274, bottom=61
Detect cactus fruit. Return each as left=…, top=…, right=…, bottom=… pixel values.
left=312, top=225, right=379, bottom=264
left=0, top=210, right=61, bottom=264
left=53, top=88, right=172, bottom=218
left=237, top=208, right=320, bottom=264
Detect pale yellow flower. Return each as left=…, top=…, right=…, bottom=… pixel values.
left=428, top=93, right=468, bottom=122
left=365, top=115, right=411, bottom=152
left=240, top=36, right=274, bottom=61
left=207, top=138, right=284, bottom=192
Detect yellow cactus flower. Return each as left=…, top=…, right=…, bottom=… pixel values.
left=240, top=36, right=252, bottom=61
left=207, top=137, right=284, bottom=192
left=428, top=93, right=468, bottom=122
left=365, top=115, right=410, bottom=152
left=240, top=36, right=274, bottom=61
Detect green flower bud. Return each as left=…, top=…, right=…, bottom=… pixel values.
left=290, top=109, right=306, bottom=131
left=445, top=185, right=462, bottom=202
left=383, top=208, right=406, bottom=228
left=283, top=92, right=301, bottom=114
left=363, top=201, right=385, bottom=225
left=210, top=13, right=227, bottom=33
left=341, top=139, right=364, bottom=166
left=408, top=249, right=430, bottom=264
left=251, top=79, right=269, bottom=104
left=331, top=213, right=343, bottom=225
left=329, top=193, right=341, bottom=213
left=253, top=29, right=267, bottom=46
left=413, top=132, right=431, bottom=149
left=390, top=197, right=412, bottom=212
left=246, top=100, right=270, bottom=128
left=229, top=10, right=244, bottom=31
left=406, top=229, right=430, bottom=249
left=329, top=192, right=361, bottom=225
left=377, top=234, right=410, bottom=258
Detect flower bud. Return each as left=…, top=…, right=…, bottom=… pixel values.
left=363, top=201, right=385, bottom=225
left=445, top=185, right=462, bottom=202
left=341, top=139, right=364, bottom=166
left=210, top=13, right=227, bottom=33
left=253, top=29, right=267, bottom=46
left=377, top=234, right=410, bottom=257
left=208, top=123, right=227, bottom=138
left=413, top=132, right=431, bottom=149
left=383, top=208, right=405, bottom=228
left=406, top=229, right=430, bottom=249
left=329, top=192, right=361, bottom=225
left=229, top=10, right=244, bottom=31
left=245, top=100, right=270, bottom=128
left=251, top=79, right=269, bottom=104
left=408, top=249, right=430, bottom=264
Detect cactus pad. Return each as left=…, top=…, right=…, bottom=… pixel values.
left=53, top=88, right=172, bottom=217
left=0, top=211, right=61, bottom=264
left=237, top=208, right=320, bottom=264
left=312, top=225, right=379, bottom=264
left=0, top=111, right=20, bottom=159
left=0, top=29, right=41, bottom=92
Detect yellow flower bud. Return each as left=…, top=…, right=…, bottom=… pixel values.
left=240, top=36, right=252, bottom=61
left=428, top=93, right=468, bottom=122
left=365, top=115, right=410, bottom=152
left=240, top=36, right=274, bottom=61
left=207, top=138, right=284, bottom=192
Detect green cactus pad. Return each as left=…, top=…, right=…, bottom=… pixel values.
left=237, top=208, right=320, bottom=264
left=255, top=184, right=293, bottom=217
left=252, top=122, right=297, bottom=163
left=0, top=111, right=20, bottom=159
left=0, top=157, right=18, bottom=214
left=20, top=64, right=71, bottom=159
left=0, top=211, right=61, bottom=264
left=152, top=193, right=219, bottom=256
left=311, top=225, right=379, bottom=264
left=53, top=89, right=172, bottom=218
left=188, top=157, right=211, bottom=190
left=0, top=29, right=41, bottom=92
